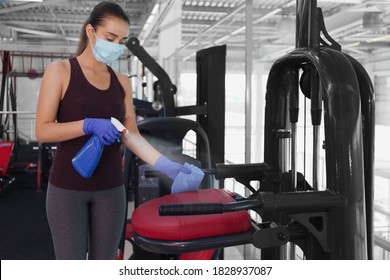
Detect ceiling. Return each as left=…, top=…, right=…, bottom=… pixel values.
left=1, top=0, right=390, bottom=65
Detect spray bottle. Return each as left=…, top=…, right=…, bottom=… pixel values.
left=72, top=117, right=129, bottom=178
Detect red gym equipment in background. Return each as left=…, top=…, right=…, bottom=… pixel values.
left=0, top=141, right=15, bottom=193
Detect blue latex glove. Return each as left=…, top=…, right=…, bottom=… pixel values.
left=154, top=155, right=190, bottom=180
left=83, top=118, right=120, bottom=145
left=171, top=163, right=204, bottom=194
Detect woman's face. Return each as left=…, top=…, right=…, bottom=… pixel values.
left=88, top=16, right=129, bottom=46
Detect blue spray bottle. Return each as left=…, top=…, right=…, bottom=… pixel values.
left=72, top=118, right=129, bottom=178
left=72, top=134, right=103, bottom=178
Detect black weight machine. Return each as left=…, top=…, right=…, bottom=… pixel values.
left=130, top=0, right=374, bottom=260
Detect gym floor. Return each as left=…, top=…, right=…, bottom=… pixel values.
left=0, top=187, right=55, bottom=260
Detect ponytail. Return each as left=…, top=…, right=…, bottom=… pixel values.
left=76, top=22, right=89, bottom=56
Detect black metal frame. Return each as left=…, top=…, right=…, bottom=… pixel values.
left=260, top=0, right=374, bottom=259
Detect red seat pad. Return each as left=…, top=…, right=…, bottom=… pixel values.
left=131, top=189, right=252, bottom=241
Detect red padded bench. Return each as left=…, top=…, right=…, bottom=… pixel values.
left=131, top=188, right=253, bottom=258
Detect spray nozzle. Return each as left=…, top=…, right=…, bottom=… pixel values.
left=111, top=117, right=129, bottom=136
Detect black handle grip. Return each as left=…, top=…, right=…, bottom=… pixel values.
left=159, top=203, right=224, bottom=216
left=214, top=162, right=274, bottom=179
left=159, top=200, right=262, bottom=216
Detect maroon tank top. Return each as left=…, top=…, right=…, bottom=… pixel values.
left=49, top=57, right=125, bottom=191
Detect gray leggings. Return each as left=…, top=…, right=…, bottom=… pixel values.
left=46, top=183, right=126, bottom=260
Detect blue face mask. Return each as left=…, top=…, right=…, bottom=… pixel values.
left=91, top=30, right=124, bottom=64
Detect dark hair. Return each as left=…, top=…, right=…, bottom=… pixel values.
left=76, top=1, right=130, bottom=56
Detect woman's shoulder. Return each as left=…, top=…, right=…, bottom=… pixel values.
left=44, top=59, right=70, bottom=76
left=114, top=71, right=131, bottom=87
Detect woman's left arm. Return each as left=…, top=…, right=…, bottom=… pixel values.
left=116, top=73, right=202, bottom=190
left=117, top=73, right=161, bottom=166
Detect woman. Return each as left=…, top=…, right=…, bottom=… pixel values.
left=35, top=1, right=195, bottom=260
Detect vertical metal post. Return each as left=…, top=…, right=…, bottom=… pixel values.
left=289, top=68, right=299, bottom=259
left=289, top=69, right=299, bottom=191
left=306, top=0, right=321, bottom=191
left=345, top=55, right=375, bottom=259
left=0, top=51, right=10, bottom=129
left=291, top=122, right=297, bottom=187
left=277, top=130, right=291, bottom=173
left=322, top=53, right=367, bottom=259
left=277, top=129, right=291, bottom=260
left=307, top=0, right=319, bottom=49
left=196, top=45, right=226, bottom=182
left=296, top=0, right=310, bottom=49
left=244, top=0, right=253, bottom=260
left=311, top=68, right=322, bottom=191
left=245, top=0, right=253, bottom=164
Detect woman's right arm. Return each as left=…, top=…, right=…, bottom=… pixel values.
left=35, top=61, right=85, bottom=143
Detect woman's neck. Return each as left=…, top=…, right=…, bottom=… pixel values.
left=77, top=45, right=107, bottom=72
